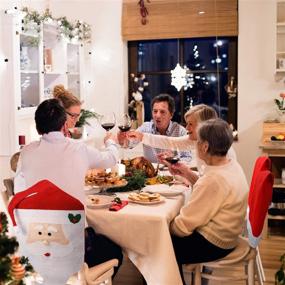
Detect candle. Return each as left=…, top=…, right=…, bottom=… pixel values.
left=118, top=163, right=126, bottom=176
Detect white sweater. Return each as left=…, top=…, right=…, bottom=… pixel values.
left=14, top=132, right=119, bottom=204
left=171, top=159, right=249, bottom=249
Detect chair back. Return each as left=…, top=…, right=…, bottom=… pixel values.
left=248, top=156, right=271, bottom=205
left=247, top=170, right=273, bottom=248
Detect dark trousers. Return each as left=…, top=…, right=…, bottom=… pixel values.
left=171, top=231, right=234, bottom=285
left=84, top=227, right=123, bottom=277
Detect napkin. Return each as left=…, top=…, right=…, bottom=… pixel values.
left=109, top=200, right=128, bottom=211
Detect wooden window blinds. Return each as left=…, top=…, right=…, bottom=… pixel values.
left=122, top=0, right=238, bottom=41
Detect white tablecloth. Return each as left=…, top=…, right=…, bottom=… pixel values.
left=86, top=191, right=187, bottom=285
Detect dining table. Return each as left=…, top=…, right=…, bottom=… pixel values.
left=86, top=185, right=190, bottom=285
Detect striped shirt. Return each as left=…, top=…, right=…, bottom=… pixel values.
left=137, top=120, right=192, bottom=163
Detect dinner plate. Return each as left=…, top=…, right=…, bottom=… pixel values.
left=143, top=184, right=187, bottom=197
left=128, top=196, right=165, bottom=205
left=86, top=195, right=114, bottom=209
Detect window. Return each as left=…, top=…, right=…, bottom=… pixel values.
left=128, top=37, right=238, bottom=128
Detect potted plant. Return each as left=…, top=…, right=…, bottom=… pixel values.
left=69, top=109, right=100, bottom=139
left=75, top=109, right=100, bottom=128
left=275, top=253, right=285, bottom=285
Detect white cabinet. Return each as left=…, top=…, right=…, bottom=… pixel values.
left=276, top=1, right=285, bottom=72
left=0, top=11, right=85, bottom=155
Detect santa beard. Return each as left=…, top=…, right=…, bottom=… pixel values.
left=24, top=241, right=83, bottom=285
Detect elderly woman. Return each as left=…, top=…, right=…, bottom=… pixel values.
left=166, top=119, right=248, bottom=284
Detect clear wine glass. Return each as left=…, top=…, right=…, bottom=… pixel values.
left=99, top=112, right=116, bottom=132
left=117, top=113, right=132, bottom=161
left=118, top=113, right=132, bottom=133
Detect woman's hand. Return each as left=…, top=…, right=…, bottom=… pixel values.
left=127, top=130, right=143, bottom=142
left=170, top=163, right=199, bottom=185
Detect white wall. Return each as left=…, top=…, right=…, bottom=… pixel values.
left=237, top=0, right=282, bottom=181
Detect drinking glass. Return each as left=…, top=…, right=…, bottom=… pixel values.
left=117, top=113, right=132, bottom=161
left=99, top=112, right=116, bottom=132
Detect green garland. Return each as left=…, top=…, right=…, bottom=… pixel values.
left=21, top=7, right=91, bottom=43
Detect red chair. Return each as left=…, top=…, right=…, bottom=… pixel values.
left=248, top=156, right=271, bottom=206
left=185, top=170, right=273, bottom=285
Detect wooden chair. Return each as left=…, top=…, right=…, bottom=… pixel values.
left=184, top=169, right=273, bottom=285
left=1, top=152, right=20, bottom=208
left=79, top=259, right=118, bottom=285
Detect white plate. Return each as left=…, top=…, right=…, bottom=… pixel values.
left=86, top=195, right=114, bottom=209
left=143, top=184, right=187, bottom=197
left=128, top=196, right=165, bottom=205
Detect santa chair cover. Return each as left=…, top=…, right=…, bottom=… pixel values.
left=8, top=180, right=85, bottom=285
left=247, top=170, right=273, bottom=248
left=248, top=156, right=271, bottom=206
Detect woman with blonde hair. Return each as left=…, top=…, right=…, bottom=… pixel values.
left=53, top=85, right=81, bottom=131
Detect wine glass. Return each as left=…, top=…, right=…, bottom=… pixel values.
left=118, top=113, right=132, bottom=133
left=117, top=113, right=132, bottom=161
left=164, top=148, right=181, bottom=165
left=99, top=112, right=116, bottom=132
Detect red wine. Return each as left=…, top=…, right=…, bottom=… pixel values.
left=101, top=123, right=115, bottom=131
left=165, top=156, right=180, bottom=164
left=118, top=125, right=131, bottom=132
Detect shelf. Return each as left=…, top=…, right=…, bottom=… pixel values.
left=274, top=178, right=285, bottom=188
left=276, top=51, right=285, bottom=54
left=20, top=32, right=39, bottom=39
left=268, top=214, right=285, bottom=220
left=20, top=70, right=38, bottom=74
left=45, top=71, right=66, bottom=75
left=67, top=72, right=80, bottom=76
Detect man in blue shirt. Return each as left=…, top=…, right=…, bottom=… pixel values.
left=137, top=94, right=191, bottom=163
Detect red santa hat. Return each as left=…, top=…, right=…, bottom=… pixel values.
left=8, top=180, right=84, bottom=227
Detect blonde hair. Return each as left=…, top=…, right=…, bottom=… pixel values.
left=184, top=104, right=218, bottom=123
left=53, top=84, right=81, bottom=110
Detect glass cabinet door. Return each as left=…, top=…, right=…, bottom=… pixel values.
left=20, top=34, right=40, bottom=108
left=67, top=43, right=80, bottom=98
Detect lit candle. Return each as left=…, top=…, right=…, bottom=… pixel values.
left=118, top=163, right=126, bottom=176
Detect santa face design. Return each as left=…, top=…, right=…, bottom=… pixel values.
left=26, top=223, right=73, bottom=258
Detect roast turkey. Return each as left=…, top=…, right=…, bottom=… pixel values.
left=129, top=156, right=157, bottom=178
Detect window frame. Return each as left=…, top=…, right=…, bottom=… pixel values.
left=128, top=37, right=238, bottom=128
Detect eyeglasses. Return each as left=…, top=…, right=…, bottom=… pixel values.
left=66, top=111, right=81, bottom=119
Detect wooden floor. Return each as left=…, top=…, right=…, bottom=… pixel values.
left=113, top=234, right=285, bottom=285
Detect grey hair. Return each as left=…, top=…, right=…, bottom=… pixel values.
left=184, top=104, right=217, bottom=123
left=197, top=118, right=233, bottom=156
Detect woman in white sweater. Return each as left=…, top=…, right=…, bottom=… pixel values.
left=166, top=119, right=248, bottom=285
